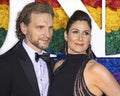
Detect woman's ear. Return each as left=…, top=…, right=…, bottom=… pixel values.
left=20, top=22, right=27, bottom=35
left=64, top=31, right=68, bottom=41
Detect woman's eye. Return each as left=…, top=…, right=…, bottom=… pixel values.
left=72, top=30, right=79, bottom=34
left=84, top=31, right=90, bottom=35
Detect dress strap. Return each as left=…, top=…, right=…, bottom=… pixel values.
left=53, top=60, right=67, bottom=76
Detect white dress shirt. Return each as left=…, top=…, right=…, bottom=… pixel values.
left=22, top=41, right=49, bottom=96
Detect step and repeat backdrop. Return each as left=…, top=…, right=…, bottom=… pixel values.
left=0, top=0, right=120, bottom=83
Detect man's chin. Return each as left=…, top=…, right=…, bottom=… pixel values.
left=40, top=45, right=49, bottom=50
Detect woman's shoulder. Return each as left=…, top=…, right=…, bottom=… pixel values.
left=86, top=59, right=106, bottom=72
left=53, top=59, right=65, bottom=72
left=85, top=59, right=111, bottom=81
left=85, top=60, right=120, bottom=96
left=86, top=59, right=116, bottom=84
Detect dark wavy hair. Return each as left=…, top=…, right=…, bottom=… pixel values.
left=64, top=10, right=95, bottom=58
left=16, top=2, right=54, bottom=41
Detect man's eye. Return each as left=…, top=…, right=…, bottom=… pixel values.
left=39, top=26, right=44, bottom=29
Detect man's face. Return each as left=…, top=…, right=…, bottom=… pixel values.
left=21, top=13, right=53, bottom=53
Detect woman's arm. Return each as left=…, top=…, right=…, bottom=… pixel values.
left=89, top=61, right=120, bottom=96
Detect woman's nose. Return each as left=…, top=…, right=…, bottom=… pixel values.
left=79, top=34, right=83, bottom=41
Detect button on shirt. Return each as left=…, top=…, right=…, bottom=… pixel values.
left=22, top=41, right=49, bottom=96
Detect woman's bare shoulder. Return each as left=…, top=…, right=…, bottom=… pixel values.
left=87, top=59, right=106, bottom=73
left=86, top=59, right=119, bottom=86
left=85, top=60, right=120, bottom=96
left=85, top=59, right=110, bottom=81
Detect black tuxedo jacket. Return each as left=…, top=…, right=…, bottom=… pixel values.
left=0, top=42, right=54, bottom=96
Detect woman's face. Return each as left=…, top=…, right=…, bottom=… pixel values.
left=65, top=20, right=91, bottom=54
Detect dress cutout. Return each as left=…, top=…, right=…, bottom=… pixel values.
left=74, top=55, right=106, bottom=96
left=51, top=54, right=95, bottom=96
left=74, top=55, right=95, bottom=96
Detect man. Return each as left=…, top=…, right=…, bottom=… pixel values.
left=0, top=2, right=54, bottom=96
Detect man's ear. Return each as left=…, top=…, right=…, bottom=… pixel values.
left=20, top=22, right=27, bottom=34
left=64, top=31, right=68, bottom=41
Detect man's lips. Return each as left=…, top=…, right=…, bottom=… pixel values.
left=42, top=39, right=51, bottom=43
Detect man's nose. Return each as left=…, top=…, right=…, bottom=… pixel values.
left=45, top=29, right=50, bottom=37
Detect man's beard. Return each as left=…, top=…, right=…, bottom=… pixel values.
left=27, top=32, right=50, bottom=50
left=30, top=38, right=49, bottom=50
left=33, top=42, right=44, bottom=50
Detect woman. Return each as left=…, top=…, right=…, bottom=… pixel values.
left=50, top=10, right=120, bottom=96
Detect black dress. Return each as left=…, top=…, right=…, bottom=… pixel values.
left=50, top=54, right=92, bottom=96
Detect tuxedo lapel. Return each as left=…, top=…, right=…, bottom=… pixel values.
left=46, top=61, right=52, bottom=83
left=45, top=58, right=55, bottom=96
left=15, top=42, right=55, bottom=96
left=16, top=42, right=40, bottom=96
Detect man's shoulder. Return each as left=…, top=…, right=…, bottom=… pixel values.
left=0, top=42, right=23, bottom=60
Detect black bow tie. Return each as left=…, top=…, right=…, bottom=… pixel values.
left=35, top=53, right=50, bottom=62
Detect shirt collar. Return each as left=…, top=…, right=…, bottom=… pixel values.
left=22, top=40, right=45, bottom=62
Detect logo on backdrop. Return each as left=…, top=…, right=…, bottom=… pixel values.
left=0, top=0, right=120, bottom=57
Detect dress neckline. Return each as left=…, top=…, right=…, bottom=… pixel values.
left=67, top=54, right=88, bottom=61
